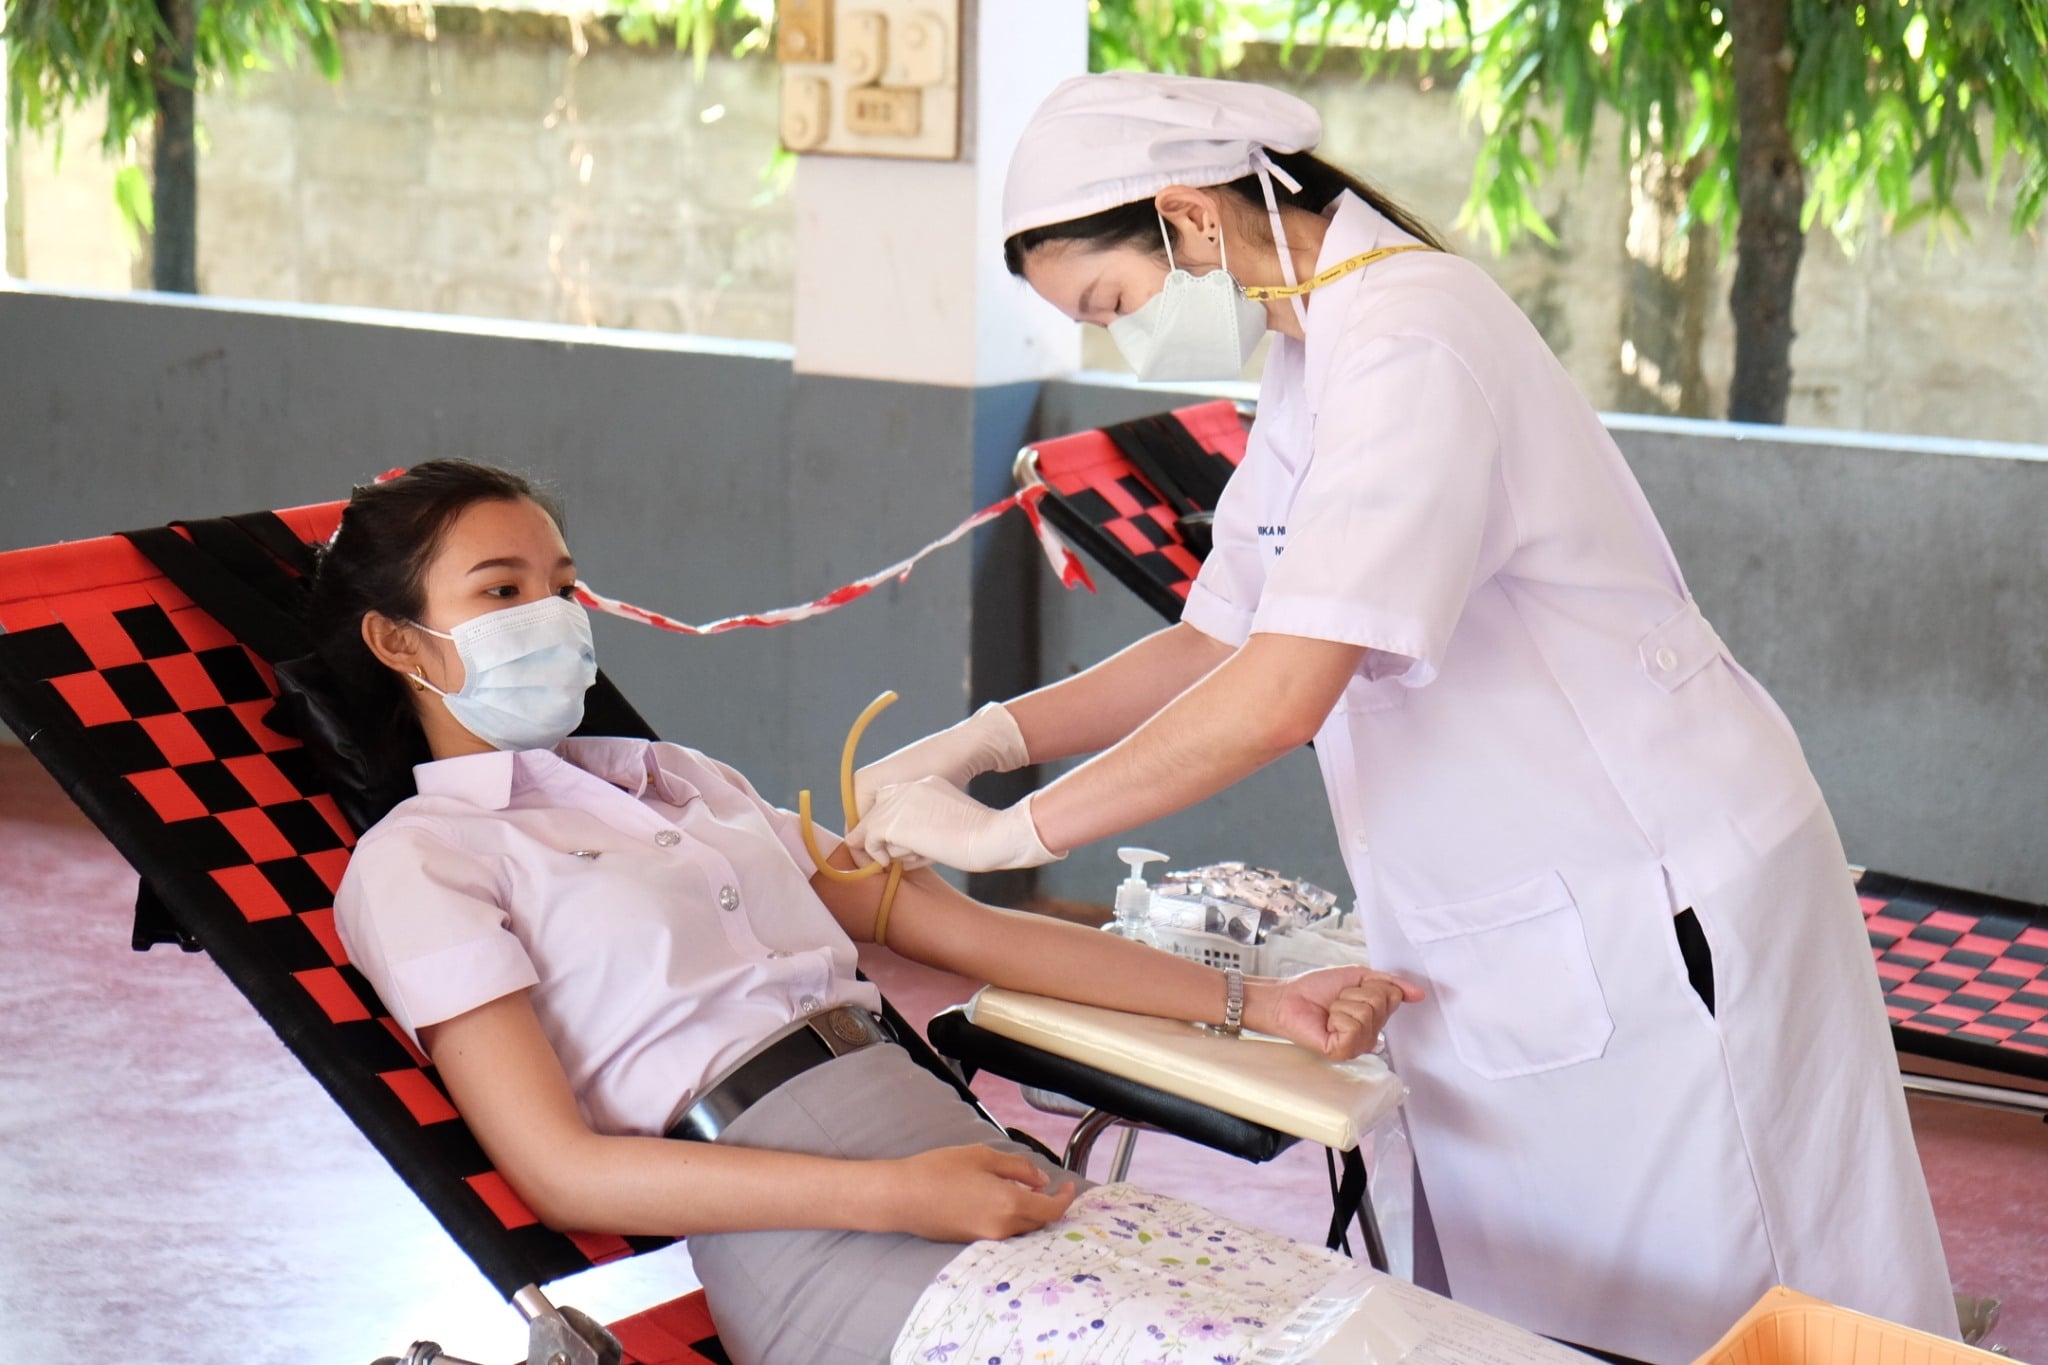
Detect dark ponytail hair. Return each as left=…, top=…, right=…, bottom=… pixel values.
left=1002, top=148, right=1446, bottom=276
left=293, top=460, right=563, bottom=825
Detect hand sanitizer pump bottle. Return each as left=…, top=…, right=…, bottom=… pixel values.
left=1111, top=847, right=1168, bottom=946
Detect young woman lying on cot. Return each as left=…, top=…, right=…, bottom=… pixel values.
left=303, top=461, right=1421, bottom=1365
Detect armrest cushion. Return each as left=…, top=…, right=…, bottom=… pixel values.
left=928, top=1007, right=1298, bottom=1163
left=960, top=987, right=1406, bottom=1151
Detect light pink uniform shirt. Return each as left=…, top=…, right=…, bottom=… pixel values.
left=334, top=737, right=881, bottom=1137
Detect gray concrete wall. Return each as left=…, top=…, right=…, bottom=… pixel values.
left=10, top=23, right=794, bottom=341
left=3, top=288, right=2043, bottom=905
left=0, top=286, right=994, bottom=816
left=13, top=22, right=2047, bottom=445
left=1612, top=416, right=2048, bottom=903
left=1031, top=380, right=2048, bottom=906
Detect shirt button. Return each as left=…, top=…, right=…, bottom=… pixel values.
left=718, top=884, right=740, bottom=912
left=799, top=994, right=821, bottom=1014
left=654, top=829, right=681, bottom=847
left=1654, top=647, right=1679, bottom=671
left=1351, top=831, right=1371, bottom=854
left=768, top=949, right=791, bottom=960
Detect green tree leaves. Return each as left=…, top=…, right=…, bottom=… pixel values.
left=1089, top=0, right=2048, bottom=418
left=613, top=0, right=774, bottom=80
left=6, top=0, right=344, bottom=235
left=1086, top=0, right=2048, bottom=253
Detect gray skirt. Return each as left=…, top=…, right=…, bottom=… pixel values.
left=682, top=1042, right=1083, bottom=1365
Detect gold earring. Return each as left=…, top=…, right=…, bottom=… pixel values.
left=409, top=670, right=428, bottom=693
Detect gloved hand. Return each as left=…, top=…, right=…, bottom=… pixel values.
left=850, top=777, right=1065, bottom=872
left=853, top=702, right=1030, bottom=817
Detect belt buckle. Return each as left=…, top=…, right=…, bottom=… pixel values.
left=812, top=1004, right=882, bottom=1054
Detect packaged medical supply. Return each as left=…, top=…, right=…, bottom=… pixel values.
left=1115, top=857, right=1368, bottom=976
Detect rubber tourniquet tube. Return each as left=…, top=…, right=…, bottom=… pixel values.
left=799, top=691, right=906, bottom=943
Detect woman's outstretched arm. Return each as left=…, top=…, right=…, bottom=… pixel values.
left=422, top=990, right=1075, bottom=1241
left=809, top=847, right=1420, bottom=1060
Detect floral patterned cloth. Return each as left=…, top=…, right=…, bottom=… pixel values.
left=890, top=1183, right=1371, bottom=1365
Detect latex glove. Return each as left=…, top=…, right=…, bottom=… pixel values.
left=1250, top=966, right=1426, bottom=1061
left=853, top=702, right=1030, bottom=816
left=850, top=777, right=1064, bottom=872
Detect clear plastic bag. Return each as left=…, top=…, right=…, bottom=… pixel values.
left=1366, top=1103, right=1416, bottom=1282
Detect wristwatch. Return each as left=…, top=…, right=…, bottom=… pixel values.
left=1221, top=967, right=1245, bottom=1037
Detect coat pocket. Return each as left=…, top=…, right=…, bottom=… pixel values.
left=1394, top=871, right=1614, bottom=1081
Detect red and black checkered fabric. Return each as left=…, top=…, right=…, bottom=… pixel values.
left=1024, top=399, right=1249, bottom=623
left=0, top=504, right=683, bottom=1308
left=612, top=1290, right=729, bottom=1365
left=1860, top=870, right=2048, bottom=1082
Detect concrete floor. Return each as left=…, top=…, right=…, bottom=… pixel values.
left=2, top=744, right=2042, bottom=1363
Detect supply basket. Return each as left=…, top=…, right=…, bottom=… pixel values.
left=1136, top=863, right=1366, bottom=976
left=1149, top=921, right=1258, bottom=973
left=1692, top=1288, right=2010, bottom=1365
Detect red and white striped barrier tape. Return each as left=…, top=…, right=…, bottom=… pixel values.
left=572, top=483, right=1095, bottom=637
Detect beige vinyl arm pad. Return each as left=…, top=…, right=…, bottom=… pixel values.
left=964, top=987, right=1407, bottom=1151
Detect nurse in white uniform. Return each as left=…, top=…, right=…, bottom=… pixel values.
left=849, top=72, right=1956, bottom=1364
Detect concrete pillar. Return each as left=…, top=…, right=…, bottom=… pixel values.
left=782, top=0, right=1085, bottom=901
left=790, top=2, right=1085, bottom=386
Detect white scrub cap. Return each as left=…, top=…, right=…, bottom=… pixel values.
left=1001, top=72, right=1324, bottom=240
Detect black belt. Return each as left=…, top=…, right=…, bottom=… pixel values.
left=664, top=1004, right=893, bottom=1143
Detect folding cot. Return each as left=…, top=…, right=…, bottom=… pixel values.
left=0, top=504, right=735, bottom=1364
left=998, top=398, right=2048, bottom=1121
left=15, top=403, right=2030, bottom=1361
left=1856, top=872, right=2048, bottom=1116
left=0, top=485, right=1397, bottom=1364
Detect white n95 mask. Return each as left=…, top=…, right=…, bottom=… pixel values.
left=410, top=595, right=598, bottom=752
left=1108, top=214, right=1270, bottom=383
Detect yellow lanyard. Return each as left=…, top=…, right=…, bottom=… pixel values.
left=1241, top=243, right=1436, bottom=301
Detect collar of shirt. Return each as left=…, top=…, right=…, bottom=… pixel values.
left=411, top=738, right=704, bottom=811
left=1302, top=190, right=1410, bottom=407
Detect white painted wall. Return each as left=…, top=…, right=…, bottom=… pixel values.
left=790, top=0, right=1086, bottom=385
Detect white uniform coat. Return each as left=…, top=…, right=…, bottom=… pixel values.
left=1181, top=192, right=1954, bottom=1362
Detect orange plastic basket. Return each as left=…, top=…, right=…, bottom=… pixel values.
left=1693, top=1289, right=2007, bottom=1365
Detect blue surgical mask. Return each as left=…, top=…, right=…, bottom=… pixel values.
left=1108, top=213, right=1270, bottom=383
left=411, top=595, right=597, bottom=752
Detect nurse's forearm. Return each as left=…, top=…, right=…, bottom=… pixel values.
left=1028, top=631, right=1366, bottom=854
left=1003, top=622, right=1234, bottom=763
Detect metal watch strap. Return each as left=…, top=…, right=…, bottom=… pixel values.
left=1221, top=967, right=1245, bottom=1037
